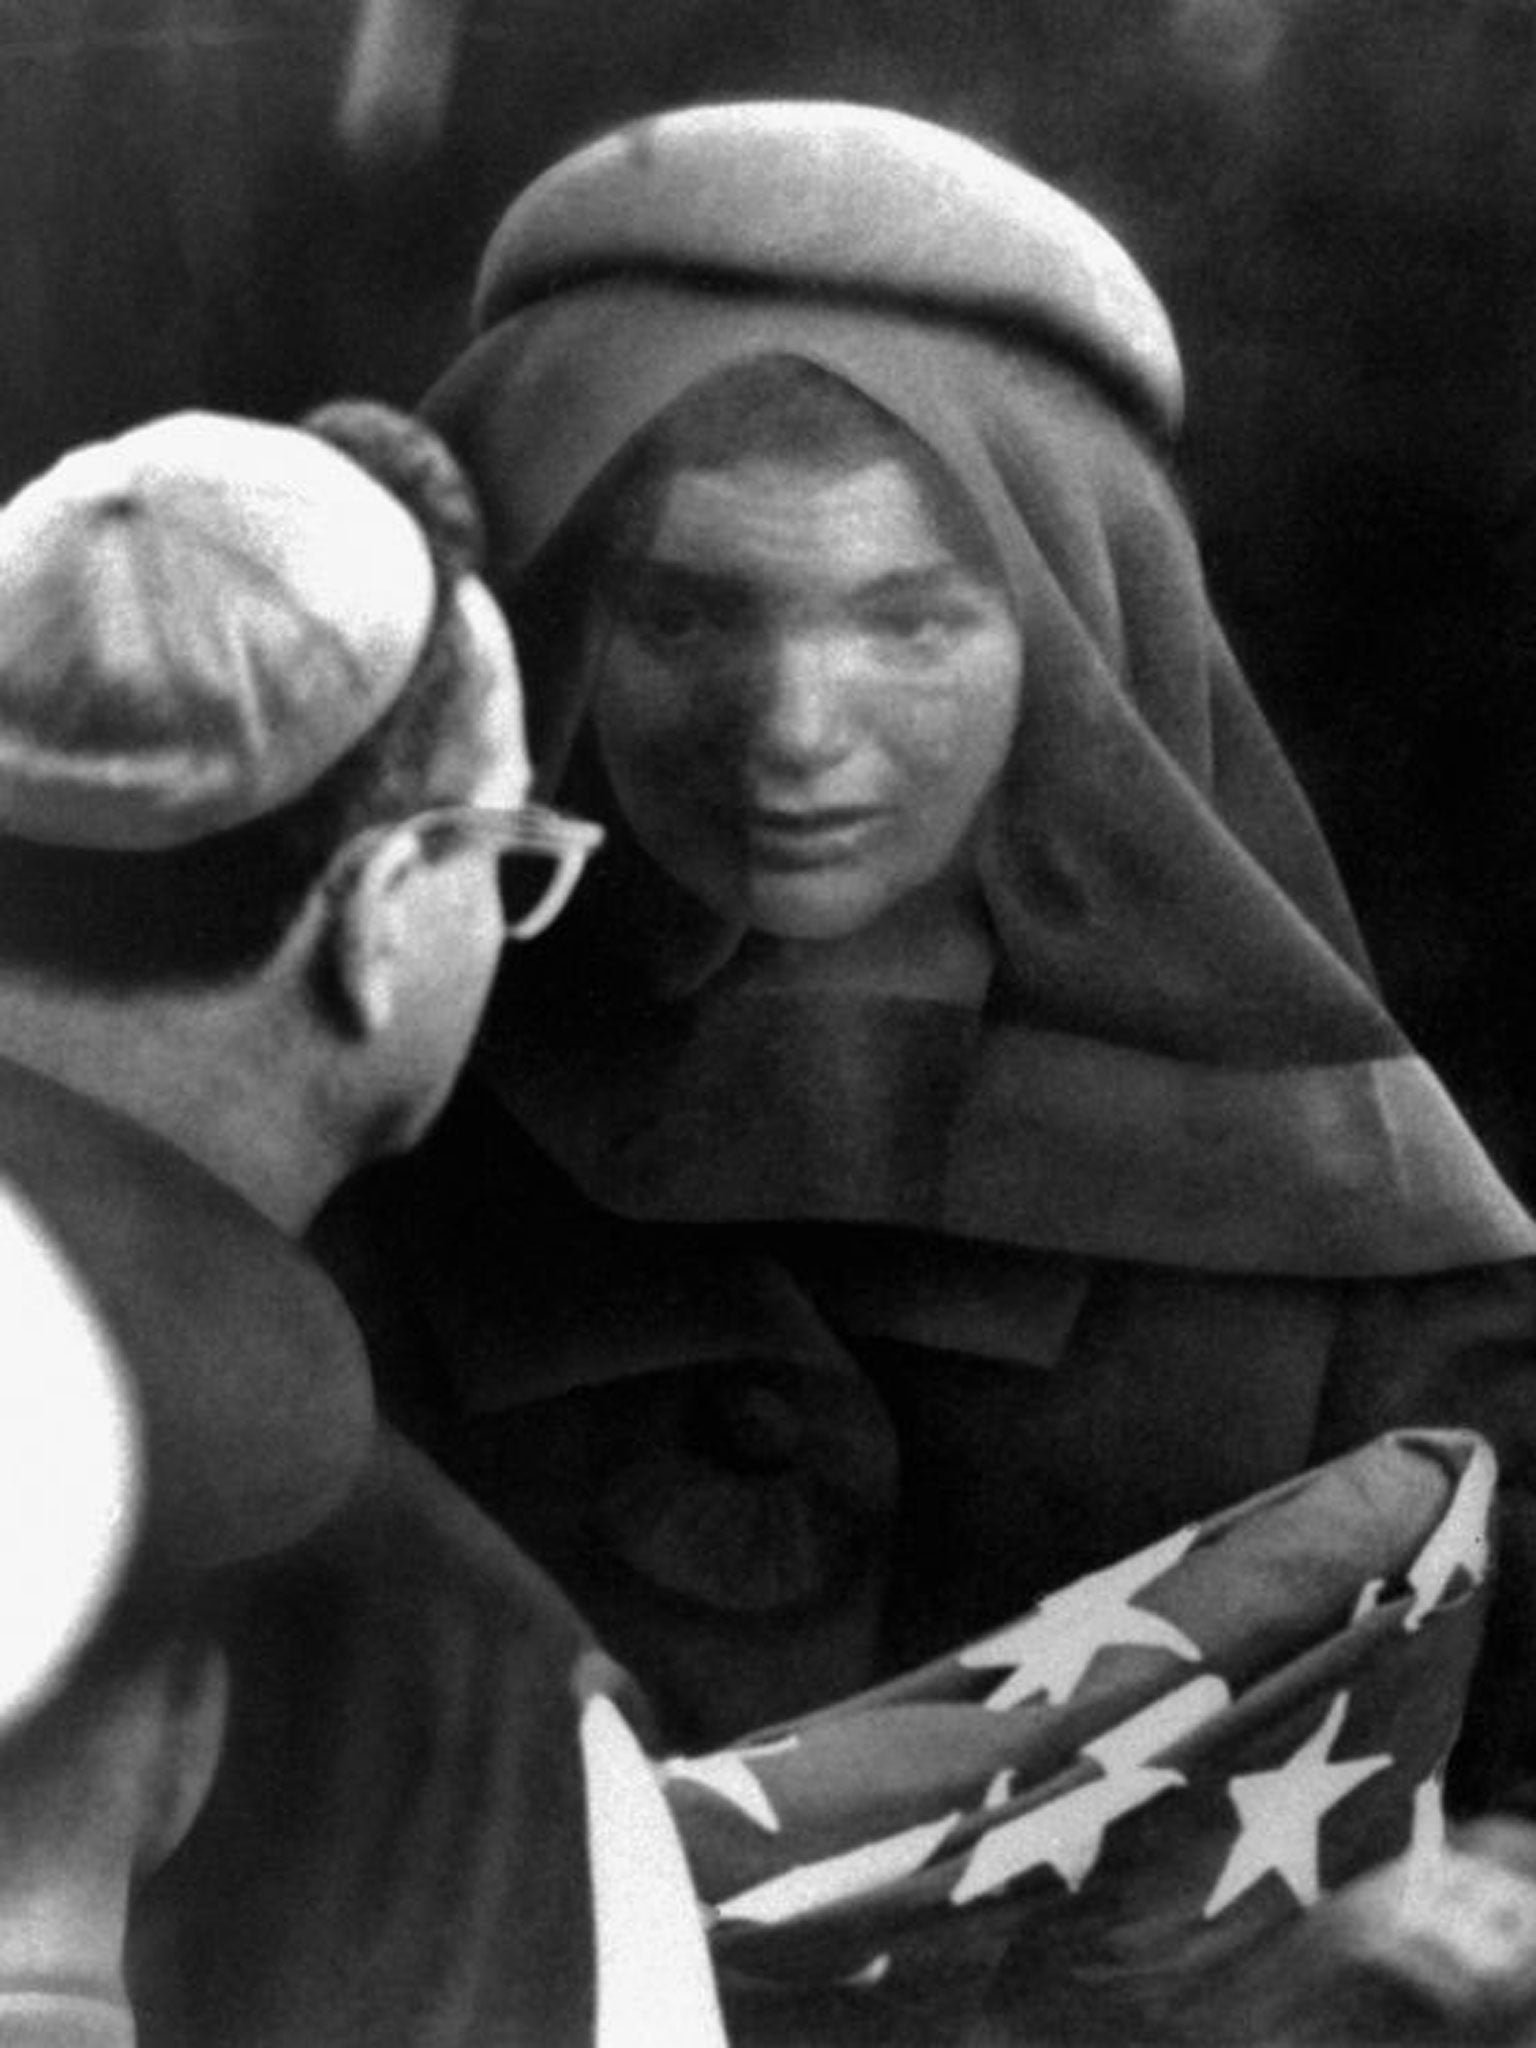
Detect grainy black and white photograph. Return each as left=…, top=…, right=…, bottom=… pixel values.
left=5, top=3, right=1536, bottom=2043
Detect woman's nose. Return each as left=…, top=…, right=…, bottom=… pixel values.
left=746, top=629, right=856, bottom=773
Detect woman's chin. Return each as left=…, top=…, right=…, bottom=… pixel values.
left=739, top=880, right=887, bottom=944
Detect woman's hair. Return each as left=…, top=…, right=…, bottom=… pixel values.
left=589, top=354, right=1002, bottom=576
left=508, top=353, right=1009, bottom=785
left=0, top=404, right=492, bottom=990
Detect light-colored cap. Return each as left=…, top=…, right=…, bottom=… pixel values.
left=473, top=100, right=1183, bottom=433
left=0, top=412, right=438, bottom=850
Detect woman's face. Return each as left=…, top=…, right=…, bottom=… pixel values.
left=588, top=454, right=1022, bottom=940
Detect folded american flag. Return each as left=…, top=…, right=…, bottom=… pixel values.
left=661, top=1430, right=1495, bottom=2044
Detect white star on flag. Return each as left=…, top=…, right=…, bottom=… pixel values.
left=1402, top=1434, right=1495, bottom=1632
left=952, top=1675, right=1230, bottom=1906
left=661, top=1737, right=800, bottom=1835
left=716, top=1811, right=962, bottom=1926
left=1203, top=1692, right=1392, bottom=1918
left=959, top=1524, right=1204, bottom=1710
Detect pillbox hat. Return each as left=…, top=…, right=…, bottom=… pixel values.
left=0, top=412, right=437, bottom=850
left=472, top=100, right=1183, bottom=433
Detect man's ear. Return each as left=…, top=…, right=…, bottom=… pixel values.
left=133, top=1637, right=231, bottom=1876
left=321, top=826, right=425, bottom=1040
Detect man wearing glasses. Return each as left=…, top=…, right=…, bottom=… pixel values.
left=0, top=402, right=721, bottom=2046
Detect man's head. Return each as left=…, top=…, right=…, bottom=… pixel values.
left=0, top=403, right=598, bottom=1209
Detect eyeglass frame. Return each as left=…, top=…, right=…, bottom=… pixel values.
left=398, top=801, right=605, bottom=940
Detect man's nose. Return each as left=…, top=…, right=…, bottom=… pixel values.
left=746, top=628, right=856, bottom=773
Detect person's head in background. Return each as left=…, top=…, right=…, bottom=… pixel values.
left=0, top=400, right=599, bottom=1231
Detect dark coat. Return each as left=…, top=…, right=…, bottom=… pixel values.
left=0, top=1057, right=660, bottom=2048
left=130, top=1430, right=608, bottom=2048
left=320, top=1077, right=1536, bottom=1820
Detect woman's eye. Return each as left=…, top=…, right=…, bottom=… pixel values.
left=616, top=581, right=735, bottom=651
left=646, top=602, right=713, bottom=645
left=862, top=601, right=962, bottom=650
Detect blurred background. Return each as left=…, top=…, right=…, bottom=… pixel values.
left=5, top=0, right=1536, bottom=1189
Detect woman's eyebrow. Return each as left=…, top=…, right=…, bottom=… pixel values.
left=857, top=563, right=986, bottom=600
left=609, top=558, right=746, bottom=595
left=606, top=558, right=985, bottom=601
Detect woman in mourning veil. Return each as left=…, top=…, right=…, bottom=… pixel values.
left=319, top=104, right=1536, bottom=1801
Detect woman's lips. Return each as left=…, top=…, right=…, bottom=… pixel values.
left=743, top=804, right=887, bottom=867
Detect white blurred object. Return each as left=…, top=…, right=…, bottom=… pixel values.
left=581, top=1692, right=727, bottom=2048
left=337, top=0, right=471, bottom=167
left=1338, top=1811, right=1536, bottom=2029
left=0, top=1178, right=139, bottom=1733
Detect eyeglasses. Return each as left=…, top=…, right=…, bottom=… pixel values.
left=407, top=802, right=605, bottom=940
